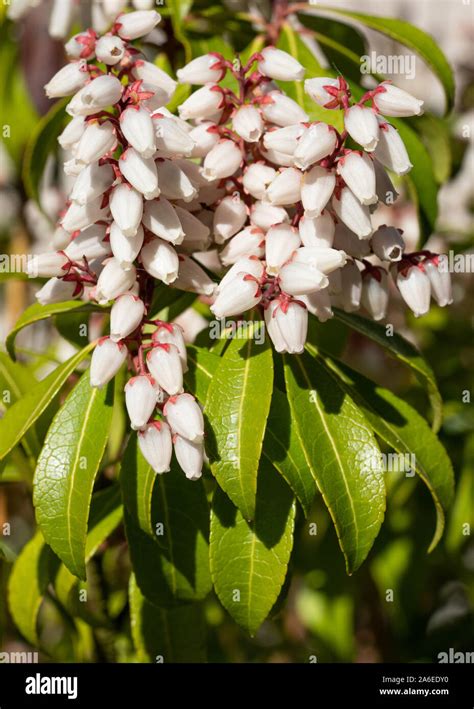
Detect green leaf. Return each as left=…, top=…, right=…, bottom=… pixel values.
left=210, top=460, right=295, bottom=635
left=129, top=575, right=206, bottom=662
left=22, top=98, right=68, bottom=203
left=284, top=352, right=385, bottom=573
left=315, top=6, right=455, bottom=113
left=0, top=352, right=41, bottom=458
left=6, top=300, right=102, bottom=359
left=0, top=343, right=95, bottom=461
left=33, top=371, right=114, bottom=580
left=321, top=355, right=454, bottom=551
left=124, top=459, right=212, bottom=607
left=54, top=485, right=123, bottom=614
left=446, top=434, right=474, bottom=553
left=410, top=114, right=452, bottom=184
left=184, top=345, right=220, bottom=404
left=263, top=388, right=316, bottom=516
left=276, top=23, right=344, bottom=131
left=8, top=533, right=59, bottom=646
left=333, top=308, right=443, bottom=432
left=120, top=434, right=157, bottom=538
left=55, top=311, right=95, bottom=349
left=205, top=323, right=273, bottom=520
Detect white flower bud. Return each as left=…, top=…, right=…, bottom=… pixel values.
left=396, top=264, right=431, bottom=317
left=337, top=151, right=377, bottom=206
left=232, top=105, right=264, bottom=143
left=141, top=238, right=179, bottom=284
left=58, top=115, right=86, bottom=150
left=258, top=47, right=304, bottom=81
left=304, top=77, right=339, bottom=107
left=173, top=436, right=204, bottom=480
left=371, top=225, right=405, bottom=262
left=332, top=187, right=373, bottom=239
left=263, top=124, right=304, bottom=156
left=120, top=106, right=156, bottom=158
left=279, top=261, right=328, bottom=296
left=273, top=300, right=308, bottom=354
left=361, top=269, right=389, bottom=321
left=95, top=35, right=125, bottom=65
left=374, top=122, right=412, bottom=176
left=138, top=421, right=172, bottom=474
left=178, top=84, right=224, bottom=121
left=110, top=293, right=145, bottom=342
left=293, top=123, right=338, bottom=170
left=217, top=256, right=264, bottom=293
left=35, top=277, right=78, bottom=305
left=264, top=300, right=287, bottom=353
left=64, top=224, right=110, bottom=261
left=210, top=272, right=262, bottom=318
left=261, top=146, right=295, bottom=168
left=119, top=148, right=160, bottom=200
left=74, top=121, right=117, bottom=165
left=66, top=75, right=123, bottom=116
left=64, top=32, right=94, bottom=60
left=299, top=212, right=335, bottom=248
left=265, top=223, right=300, bottom=276
left=344, top=105, right=380, bottom=152
left=213, top=195, right=248, bottom=243
left=327, top=269, right=342, bottom=295
left=110, top=183, right=143, bottom=237
left=117, top=10, right=161, bottom=40
left=110, top=222, right=144, bottom=269
left=301, top=166, right=336, bottom=218
left=61, top=196, right=109, bottom=233
left=299, top=289, right=333, bottom=322
left=96, top=258, right=136, bottom=303
left=333, top=222, right=371, bottom=258
left=177, top=53, right=225, bottom=85
left=174, top=207, right=211, bottom=251
left=44, top=60, right=88, bottom=98
left=156, top=160, right=197, bottom=202
left=424, top=257, right=453, bottom=307
left=163, top=393, right=204, bottom=443
left=147, top=343, right=183, bottom=395
left=260, top=90, right=308, bottom=127
left=173, top=255, right=217, bottom=296
left=142, top=199, right=184, bottom=244
left=220, top=227, right=265, bottom=266
left=189, top=121, right=219, bottom=158
left=154, top=115, right=195, bottom=157
left=70, top=163, right=114, bottom=205
left=133, top=60, right=177, bottom=104
left=374, top=159, right=399, bottom=205
left=293, top=246, right=346, bottom=275
left=201, top=139, right=242, bottom=181
left=25, top=251, right=67, bottom=278
left=52, top=225, right=72, bottom=251
left=373, top=83, right=424, bottom=118
left=153, top=324, right=188, bottom=372
left=243, top=163, right=276, bottom=200
left=339, top=260, right=362, bottom=312
left=90, top=338, right=128, bottom=388
left=266, top=167, right=302, bottom=206
left=49, top=0, right=75, bottom=40
left=125, top=375, right=159, bottom=431
left=250, top=202, right=289, bottom=231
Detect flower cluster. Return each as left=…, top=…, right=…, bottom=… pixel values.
left=30, top=21, right=453, bottom=482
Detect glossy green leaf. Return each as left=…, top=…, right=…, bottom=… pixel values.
left=446, top=434, right=474, bottom=553
left=129, top=575, right=206, bottom=662
left=411, top=114, right=452, bottom=184
left=33, top=371, right=114, bottom=580
left=263, top=388, right=316, bottom=516
left=6, top=300, right=102, bottom=359
left=205, top=323, right=273, bottom=520
left=320, top=355, right=454, bottom=551
left=333, top=308, right=443, bottom=432
left=284, top=352, right=385, bottom=573
left=184, top=345, right=220, bottom=404
left=315, top=6, right=455, bottom=112
left=0, top=352, right=40, bottom=458
left=22, top=98, right=68, bottom=203
left=210, top=460, right=295, bottom=635
left=124, top=459, right=211, bottom=607
left=8, top=533, right=59, bottom=646
left=0, top=343, right=95, bottom=461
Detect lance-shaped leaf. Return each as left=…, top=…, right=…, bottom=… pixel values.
left=0, top=352, right=40, bottom=459
left=129, top=574, right=206, bottom=662
left=0, top=343, right=95, bottom=461
left=120, top=434, right=157, bottom=538
left=54, top=485, right=123, bottom=613
left=184, top=346, right=221, bottom=405
left=206, top=323, right=273, bottom=520
left=284, top=352, right=385, bottom=573
left=333, top=308, right=443, bottom=432
left=210, top=460, right=295, bottom=635
left=8, top=533, right=59, bottom=646
left=320, top=355, right=454, bottom=552
left=33, top=370, right=114, bottom=580
left=124, top=459, right=212, bottom=607
left=263, top=388, right=317, bottom=516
